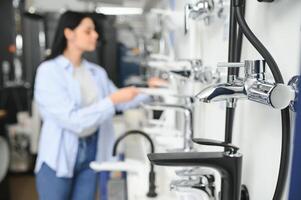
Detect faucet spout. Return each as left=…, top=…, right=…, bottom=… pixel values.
left=195, top=82, right=246, bottom=103
left=142, top=103, right=194, bottom=151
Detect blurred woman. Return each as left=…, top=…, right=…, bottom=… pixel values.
left=34, top=11, right=158, bottom=200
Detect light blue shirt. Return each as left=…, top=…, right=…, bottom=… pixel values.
left=34, top=55, right=148, bottom=177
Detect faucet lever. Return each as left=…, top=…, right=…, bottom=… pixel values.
left=192, top=138, right=239, bottom=154
left=217, top=62, right=244, bottom=68
left=217, top=60, right=266, bottom=77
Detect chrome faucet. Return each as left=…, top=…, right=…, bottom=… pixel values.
left=170, top=59, right=220, bottom=85
left=185, top=0, right=214, bottom=33
left=146, top=58, right=220, bottom=85
left=184, top=0, right=227, bottom=33
left=171, top=167, right=218, bottom=199
left=196, top=60, right=296, bottom=109
left=141, top=103, right=194, bottom=152
left=168, top=59, right=203, bottom=80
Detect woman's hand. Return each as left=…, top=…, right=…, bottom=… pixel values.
left=109, top=86, right=140, bottom=104
left=147, top=77, right=168, bottom=88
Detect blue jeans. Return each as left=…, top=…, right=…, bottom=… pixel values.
left=36, top=133, right=98, bottom=200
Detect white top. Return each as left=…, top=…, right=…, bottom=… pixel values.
left=73, top=65, right=99, bottom=107
left=73, top=65, right=99, bottom=137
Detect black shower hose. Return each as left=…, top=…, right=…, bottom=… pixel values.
left=235, top=3, right=291, bottom=200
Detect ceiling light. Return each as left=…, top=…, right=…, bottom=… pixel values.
left=95, top=7, right=143, bottom=15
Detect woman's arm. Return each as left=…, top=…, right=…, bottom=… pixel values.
left=108, top=80, right=151, bottom=112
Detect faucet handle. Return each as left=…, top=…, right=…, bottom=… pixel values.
left=217, top=62, right=244, bottom=83
left=217, top=62, right=244, bottom=68
left=218, top=60, right=266, bottom=78
left=192, top=138, right=239, bottom=154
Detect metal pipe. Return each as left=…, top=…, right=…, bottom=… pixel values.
left=224, top=0, right=241, bottom=148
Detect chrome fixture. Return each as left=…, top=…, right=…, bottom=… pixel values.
left=186, top=0, right=214, bottom=20
left=145, top=58, right=220, bottom=85
left=171, top=167, right=217, bottom=199
left=141, top=103, right=194, bottom=152
left=185, top=0, right=214, bottom=33
left=196, top=60, right=296, bottom=109
left=170, top=59, right=220, bottom=84
left=185, top=0, right=227, bottom=33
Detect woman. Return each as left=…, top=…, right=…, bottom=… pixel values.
left=34, top=11, right=159, bottom=200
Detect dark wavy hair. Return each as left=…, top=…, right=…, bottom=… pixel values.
left=45, top=11, right=93, bottom=60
